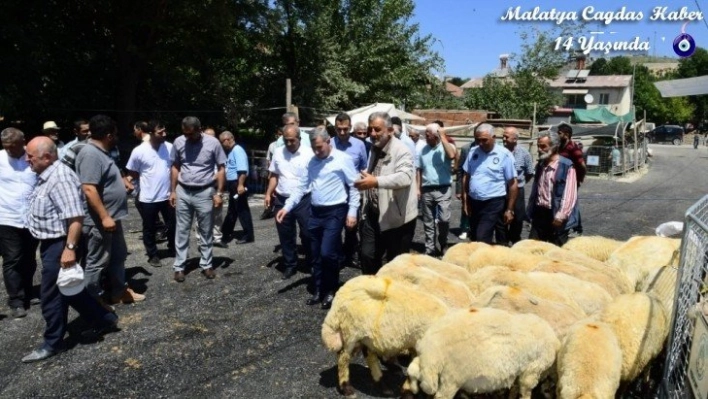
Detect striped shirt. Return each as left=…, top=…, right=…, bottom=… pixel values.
left=27, top=162, right=86, bottom=240
left=534, top=159, right=578, bottom=221
left=511, top=146, right=534, bottom=189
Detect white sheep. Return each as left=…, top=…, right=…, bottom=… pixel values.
left=321, top=275, right=449, bottom=398
left=441, top=242, right=489, bottom=268
left=544, top=248, right=633, bottom=294
left=562, top=235, right=624, bottom=262
left=533, top=259, right=623, bottom=297
left=607, top=236, right=681, bottom=290
left=466, top=245, right=549, bottom=273
left=511, top=239, right=559, bottom=255
left=473, top=285, right=585, bottom=339
left=389, top=253, right=473, bottom=284
left=406, top=307, right=560, bottom=399
left=377, top=258, right=475, bottom=308
left=556, top=320, right=623, bottom=399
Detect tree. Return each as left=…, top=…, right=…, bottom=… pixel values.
left=676, top=47, right=708, bottom=123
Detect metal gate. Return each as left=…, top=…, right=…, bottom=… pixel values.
left=661, top=195, right=708, bottom=398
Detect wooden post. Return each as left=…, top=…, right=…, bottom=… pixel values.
left=531, top=102, right=537, bottom=138
left=286, top=78, right=292, bottom=112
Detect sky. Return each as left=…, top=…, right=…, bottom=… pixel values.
left=410, top=0, right=708, bottom=79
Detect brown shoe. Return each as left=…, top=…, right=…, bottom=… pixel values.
left=174, top=271, right=185, bottom=283
left=203, top=268, right=216, bottom=279
left=112, top=287, right=146, bottom=304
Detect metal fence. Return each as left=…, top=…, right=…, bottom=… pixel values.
left=661, top=195, right=708, bottom=399
left=584, top=139, right=649, bottom=176
left=247, top=149, right=269, bottom=194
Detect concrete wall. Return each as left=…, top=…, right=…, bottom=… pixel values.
left=411, top=109, right=488, bottom=127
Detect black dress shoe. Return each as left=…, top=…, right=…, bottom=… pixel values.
left=213, top=241, right=228, bottom=248
left=306, top=293, right=322, bottom=305
left=321, top=293, right=335, bottom=309
left=22, top=347, right=61, bottom=363
left=174, top=271, right=185, bottom=283
left=281, top=268, right=297, bottom=280
left=235, top=238, right=254, bottom=245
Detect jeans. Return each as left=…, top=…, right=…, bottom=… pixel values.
left=174, top=184, right=214, bottom=271
left=82, top=221, right=127, bottom=300
left=221, top=180, right=254, bottom=242
left=422, top=186, right=452, bottom=255
left=39, top=238, right=113, bottom=351
left=467, top=196, right=506, bottom=244
left=308, top=204, right=347, bottom=295
left=0, top=225, right=38, bottom=308
left=274, top=193, right=312, bottom=272
left=139, top=200, right=175, bottom=258
left=360, top=204, right=416, bottom=275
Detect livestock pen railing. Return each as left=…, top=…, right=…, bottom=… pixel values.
left=584, top=139, right=649, bottom=177
left=660, top=195, right=708, bottom=399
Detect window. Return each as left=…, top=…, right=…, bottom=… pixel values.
left=563, top=94, right=586, bottom=109
left=599, top=93, right=610, bottom=105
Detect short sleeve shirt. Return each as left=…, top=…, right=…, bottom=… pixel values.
left=225, top=144, right=249, bottom=181
left=512, top=146, right=534, bottom=189
left=171, top=134, right=227, bottom=186
left=462, top=144, right=516, bottom=200
left=418, top=143, right=453, bottom=187
left=126, top=142, right=173, bottom=203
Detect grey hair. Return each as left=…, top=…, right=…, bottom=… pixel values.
left=1, top=127, right=24, bottom=143
left=219, top=131, right=234, bottom=140
left=36, top=138, right=57, bottom=158
left=181, top=116, right=201, bottom=131
left=368, top=112, right=392, bottom=128
left=538, top=130, right=561, bottom=151
left=282, top=112, right=299, bottom=123
left=504, top=127, right=519, bottom=139
left=352, top=121, right=367, bottom=131
left=282, top=124, right=300, bottom=137
left=475, top=123, right=494, bottom=136
left=309, top=126, right=330, bottom=142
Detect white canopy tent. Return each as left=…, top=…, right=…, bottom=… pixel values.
left=654, top=75, right=708, bottom=97
left=325, top=103, right=425, bottom=126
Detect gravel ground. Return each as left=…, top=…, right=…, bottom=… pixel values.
left=0, top=143, right=705, bottom=398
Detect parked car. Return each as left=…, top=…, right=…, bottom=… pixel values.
left=646, top=125, right=684, bottom=145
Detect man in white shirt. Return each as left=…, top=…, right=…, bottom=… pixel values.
left=126, top=120, right=175, bottom=267
left=0, top=128, right=39, bottom=318
left=265, top=125, right=314, bottom=280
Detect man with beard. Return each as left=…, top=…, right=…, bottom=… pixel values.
left=557, top=123, right=585, bottom=237
left=526, top=130, right=579, bottom=246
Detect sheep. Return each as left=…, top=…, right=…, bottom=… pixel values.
left=406, top=307, right=560, bottom=399
left=556, top=320, right=623, bottom=399
left=441, top=242, right=489, bottom=268
left=321, top=275, right=449, bottom=398
left=467, top=266, right=612, bottom=316
left=377, top=258, right=475, bottom=308
left=562, top=235, right=624, bottom=262
left=607, top=236, right=681, bottom=290
left=544, top=248, right=634, bottom=294
left=473, top=285, right=585, bottom=339
left=533, top=259, right=623, bottom=297
left=388, top=253, right=473, bottom=284
left=511, top=239, right=559, bottom=256
left=466, top=245, right=548, bottom=273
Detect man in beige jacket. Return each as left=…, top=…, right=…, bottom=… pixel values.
left=354, top=112, right=418, bottom=275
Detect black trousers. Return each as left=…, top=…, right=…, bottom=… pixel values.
left=0, top=225, right=38, bottom=308
left=529, top=206, right=569, bottom=246
left=139, top=200, right=176, bottom=258
left=505, top=187, right=526, bottom=245
left=467, top=196, right=506, bottom=244
left=222, top=180, right=254, bottom=241
left=273, top=193, right=311, bottom=271
left=359, top=203, right=416, bottom=275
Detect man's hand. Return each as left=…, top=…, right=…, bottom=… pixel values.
left=123, top=176, right=134, bottom=192
left=264, top=195, right=271, bottom=209
left=237, top=184, right=246, bottom=195
left=455, top=193, right=462, bottom=200
left=275, top=209, right=288, bottom=223
left=60, top=249, right=76, bottom=268
left=552, top=218, right=564, bottom=228
left=213, top=193, right=223, bottom=208
left=354, top=171, right=377, bottom=190
left=169, top=192, right=177, bottom=208
left=101, top=215, right=116, bottom=232
left=503, top=210, right=514, bottom=225
left=345, top=216, right=357, bottom=229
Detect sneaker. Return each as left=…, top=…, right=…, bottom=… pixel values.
left=148, top=256, right=162, bottom=267
left=458, top=232, right=468, bottom=240
left=111, top=287, right=146, bottom=304
left=11, top=307, right=27, bottom=319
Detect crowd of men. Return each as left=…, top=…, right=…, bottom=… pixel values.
left=0, top=111, right=584, bottom=362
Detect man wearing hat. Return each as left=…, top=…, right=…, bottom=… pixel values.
left=42, top=121, right=65, bottom=152
left=22, top=136, right=117, bottom=363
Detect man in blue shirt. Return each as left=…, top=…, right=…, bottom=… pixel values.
left=333, top=113, right=368, bottom=269
left=501, top=127, right=534, bottom=245
left=276, top=127, right=360, bottom=310
left=219, top=131, right=254, bottom=244
left=418, top=123, right=457, bottom=257
left=461, top=123, right=518, bottom=244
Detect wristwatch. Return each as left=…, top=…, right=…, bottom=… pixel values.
left=66, top=242, right=77, bottom=250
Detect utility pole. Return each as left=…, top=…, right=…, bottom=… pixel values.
left=653, top=31, right=656, bottom=58
left=286, top=78, right=292, bottom=112
left=532, top=102, right=537, bottom=138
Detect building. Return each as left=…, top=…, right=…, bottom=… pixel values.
left=548, top=73, right=633, bottom=116
left=460, top=54, right=513, bottom=90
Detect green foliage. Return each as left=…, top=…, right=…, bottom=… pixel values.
left=676, top=48, right=708, bottom=122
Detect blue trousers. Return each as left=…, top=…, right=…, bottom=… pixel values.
left=39, top=238, right=112, bottom=351
left=308, top=204, right=347, bottom=295
left=467, top=196, right=506, bottom=244
left=274, top=193, right=312, bottom=272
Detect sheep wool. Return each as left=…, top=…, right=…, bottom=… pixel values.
left=544, top=248, right=633, bottom=294
left=321, top=275, right=449, bottom=397
left=441, top=242, right=489, bottom=268
left=377, top=258, right=475, bottom=308
left=607, top=236, right=681, bottom=291
left=562, top=235, right=624, bottom=262
left=466, top=245, right=548, bottom=273
left=407, top=307, right=560, bottom=399
left=473, top=285, right=585, bottom=339
left=556, top=320, right=622, bottom=399
left=511, top=239, right=559, bottom=255
left=390, top=253, right=473, bottom=284
left=533, top=259, right=623, bottom=297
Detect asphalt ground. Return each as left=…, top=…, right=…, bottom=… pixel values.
left=0, top=143, right=705, bottom=398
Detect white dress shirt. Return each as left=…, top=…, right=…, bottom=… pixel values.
left=0, top=150, right=36, bottom=228
left=268, top=145, right=314, bottom=196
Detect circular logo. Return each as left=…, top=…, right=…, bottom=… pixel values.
left=673, top=33, right=696, bottom=57
left=493, top=157, right=500, bottom=165
left=472, top=154, right=479, bottom=161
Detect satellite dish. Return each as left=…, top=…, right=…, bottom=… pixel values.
left=584, top=93, right=594, bottom=104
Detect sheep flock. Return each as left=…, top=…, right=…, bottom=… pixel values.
left=321, top=235, right=683, bottom=399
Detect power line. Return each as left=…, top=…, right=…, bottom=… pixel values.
left=694, top=0, right=708, bottom=32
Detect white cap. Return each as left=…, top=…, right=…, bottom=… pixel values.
left=56, top=264, right=85, bottom=296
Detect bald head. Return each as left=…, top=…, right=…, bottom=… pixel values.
left=26, top=136, right=57, bottom=173
left=502, top=127, right=519, bottom=151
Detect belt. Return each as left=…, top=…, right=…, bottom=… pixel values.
left=178, top=182, right=213, bottom=191
left=276, top=192, right=310, bottom=199
left=311, top=202, right=346, bottom=210
left=422, top=184, right=451, bottom=190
